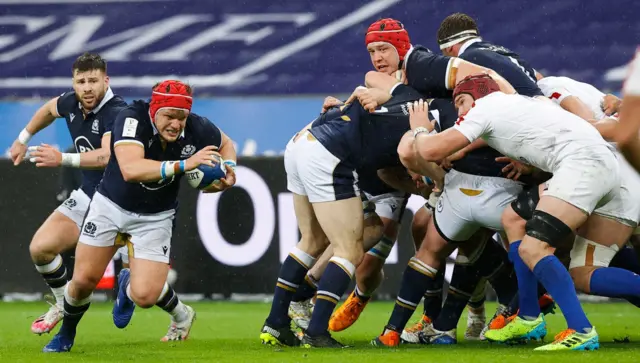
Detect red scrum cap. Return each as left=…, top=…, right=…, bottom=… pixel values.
left=453, top=74, right=500, bottom=101
left=365, top=18, right=411, bottom=62
left=149, top=80, right=193, bottom=123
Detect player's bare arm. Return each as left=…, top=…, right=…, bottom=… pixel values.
left=115, top=142, right=219, bottom=183
left=28, top=133, right=112, bottom=169
left=559, top=95, right=596, bottom=122
left=9, top=97, right=60, bottom=165
left=409, top=99, right=470, bottom=162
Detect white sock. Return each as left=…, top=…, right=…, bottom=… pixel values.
left=52, top=284, right=66, bottom=308
left=170, top=301, right=189, bottom=323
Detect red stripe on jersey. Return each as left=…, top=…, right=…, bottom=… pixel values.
left=550, top=92, right=562, bottom=100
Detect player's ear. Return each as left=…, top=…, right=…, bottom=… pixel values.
left=104, top=75, right=110, bottom=87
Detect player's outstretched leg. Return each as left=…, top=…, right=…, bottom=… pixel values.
left=30, top=211, right=83, bottom=335
left=261, top=193, right=324, bottom=347
left=44, top=242, right=116, bottom=353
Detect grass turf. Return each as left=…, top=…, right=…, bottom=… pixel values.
left=0, top=301, right=639, bottom=362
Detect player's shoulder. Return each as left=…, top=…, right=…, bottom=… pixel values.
left=187, top=112, right=219, bottom=131
left=408, top=45, right=448, bottom=62
left=101, top=95, right=128, bottom=117
left=56, top=90, right=78, bottom=115
left=114, top=101, right=151, bottom=130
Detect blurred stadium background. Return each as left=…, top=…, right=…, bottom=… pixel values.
left=0, top=0, right=638, bottom=301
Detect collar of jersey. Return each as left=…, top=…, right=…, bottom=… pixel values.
left=148, top=109, right=186, bottom=139
left=78, top=87, right=115, bottom=115
left=458, top=38, right=482, bottom=56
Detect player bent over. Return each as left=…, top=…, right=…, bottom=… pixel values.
left=414, top=75, right=615, bottom=351
left=9, top=53, right=127, bottom=335
left=43, top=80, right=237, bottom=352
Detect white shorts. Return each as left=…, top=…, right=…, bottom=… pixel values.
left=55, top=189, right=91, bottom=228
left=80, top=192, right=175, bottom=263
left=363, top=191, right=408, bottom=222
left=433, top=169, right=524, bottom=242
left=544, top=148, right=620, bottom=216
left=593, top=152, right=640, bottom=227
left=284, top=131, right=359, bottom=203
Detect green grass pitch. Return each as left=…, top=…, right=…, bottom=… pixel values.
left=1, top=301, right=639, bottom=362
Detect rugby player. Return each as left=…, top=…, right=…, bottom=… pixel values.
left=417, top=74, right=614, bottom=351
left=530, top=76, right=640, bottom=304
left=287, top=19, right=415, bottom=332
left=259, top=74, right=437, bottom=347
left=43, top=80, right=237, bottom=352
left=9, top=53, right=127, bottom=335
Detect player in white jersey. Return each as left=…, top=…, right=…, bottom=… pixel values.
left=407, top=74, right=621, bottom=351
left=615, top=48, right=640, bottom=171
left=534, top=75, right=640, bottom=303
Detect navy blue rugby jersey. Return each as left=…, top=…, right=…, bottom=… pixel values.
left=309, top=84, right=423, bottom=172
left=98, top=100, right=222, bottom=214
left=459, top=40, right=542, bottom=97
left=56, top=88, right=127, bottom=197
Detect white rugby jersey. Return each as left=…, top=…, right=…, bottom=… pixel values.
left=453, top=92, right=611, bottom=173
left=624, top=47, right=640, bottom=96
left=538, top=76, right=606, bottom=120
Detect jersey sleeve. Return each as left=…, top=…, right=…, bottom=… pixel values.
left=112, top=108, right=147, bottom=149
left=404, top=47, right=455, bottom=97
left=196, top=117, right=223, bottom=150
left=537, top=79, right=572, bottom=104
left=452, top=103, right=491, bottom=142
left=623, top=48, right=640, bottom=96
left=55, top=91, right=77, bottom=118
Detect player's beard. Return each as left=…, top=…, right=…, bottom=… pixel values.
left=77, top=88, right=106, bottom=112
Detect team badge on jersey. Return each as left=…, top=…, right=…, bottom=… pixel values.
left=92, top=119, right=100, bottom=134
left=181, top=144, right=196, bottom=158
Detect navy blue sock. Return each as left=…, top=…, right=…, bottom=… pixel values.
left=266, top=247, right=316, bottom=328
left=509, top=241, right=540, bottom=319
left=422, top=268, right=444, bottom=320
left=590, top=267, right=640, bottom=297
left=387, top=257, right=438, bottom=332
left=60, top=292, right=91, bottom=338
left=434, top=289, right=470, bottom=332
left=291, top=273, right=318, bottom=302
left=610, top=247, right=640, bottom=275
left=433, top=263, right=477, bottom=332
left=306, top=257, right=355, bottom=337
left=533, top=255, right=591, bottom=333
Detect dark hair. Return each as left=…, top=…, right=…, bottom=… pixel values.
left=437, top=13, right=479, bottom=44
left=151, top=81, right=194, bottom=96
left=72, top=52, right=107, bottom=74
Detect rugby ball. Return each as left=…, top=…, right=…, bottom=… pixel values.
left=185, top=156, right=227, bottom=189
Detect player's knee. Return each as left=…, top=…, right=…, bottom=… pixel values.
left=71, top=273, right=101, bottom=294
left=129, top=286, right=162, bottom=308
left=524, top=210, right=573, bottom=247
left=29, top=237, right=59, bottom=263
left=568, top=266, right=596, bottom=293
left=335, top=243, right=364, bottom=267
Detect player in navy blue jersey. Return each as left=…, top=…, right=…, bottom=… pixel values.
left=43, top=80, right=237, bottom=353
left=9, top=53, right=127, bottom=335
left=260, top=73, right=441, bottom=347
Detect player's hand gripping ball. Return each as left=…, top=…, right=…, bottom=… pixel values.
left=185, top=156, right=227, bottom=189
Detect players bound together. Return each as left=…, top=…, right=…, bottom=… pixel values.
left=10, top=11, right=640, bottom=354
left=258, top=13, right=640, bottom=351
